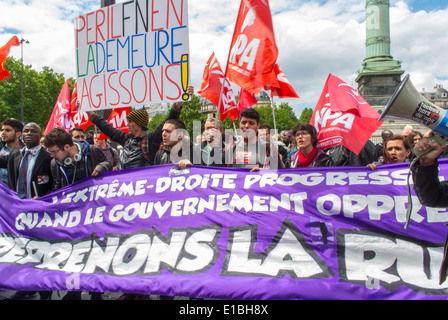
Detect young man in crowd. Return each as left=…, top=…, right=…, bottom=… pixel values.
left=93, top=131, right=119, bottom=170
left=228, top=108, right=280, bottom=170
left=42, top=127, right=111, bottom=300
left=69, top=127, right=86, bottom=141
left=86, top=85, right=194, bottom=170
left=0, top=119, right=24, bottom=185
left=199, top=118, right=226, bottom=167
left=258, top=123, right=287, bottom=168
left=0, top=122, right=53, bottom=300
left=154, top=119, right=205, bottom=168
left=43, top=127, right=111, bottom=190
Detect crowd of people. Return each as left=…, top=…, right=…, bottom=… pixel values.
left=1, top=86, right=447, bottom=299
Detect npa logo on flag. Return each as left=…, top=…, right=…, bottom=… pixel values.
left=311, top=74, right=383, bottom=155
left=227, top=0, right=279, bottom=94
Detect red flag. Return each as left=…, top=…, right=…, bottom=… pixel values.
left=264, top=64, right=299, bottom=98
left=198, top=52, right=239, bottom=121
left=237, top=88, right=258, bottom=112
left=70, top=81, right=78, bottom=112
left=0, top=36, right=20, bottom=81
left=44, top=79, right=72, bottom=135
left=70, top=81, right=93, bottom=131
left=97, top=107, right=130, bottom=140
left=310, top=74, right=383, bottom=155
left=227, top=0, right=279, bottom=94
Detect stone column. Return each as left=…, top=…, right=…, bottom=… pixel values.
left=356, top=0, right=404, bottom=108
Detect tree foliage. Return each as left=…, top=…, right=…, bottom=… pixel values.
left=146, top=95, right=208, bottom=138
left=297, top=107, right=314, bottom=124
left=0, top=57, right=75, bottom=129
left=147, top=112, right=167, bottom=133
left=254, top=102, right=299, bottom=132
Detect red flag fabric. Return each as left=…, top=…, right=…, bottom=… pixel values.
left=264, top=64, right=299, bottom=98
left=44, top=79, right=72, bottom=135
left=0, top=36, right=20, bottom=81
left=70, top=81, right=78, bottom=112
left=310, top=74, right=383, bottom=155
left=70, top=81, right=93, bottom=131
left=237, top=88, right=258, bottom=112
left=198, top=52, right=239, bottom=121
left=227, top=0, right=279, bottom=94
left=97, top=107, right=130, bottom=140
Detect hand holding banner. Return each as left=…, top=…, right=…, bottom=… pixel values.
left=1, top=162, right=448, bottom=299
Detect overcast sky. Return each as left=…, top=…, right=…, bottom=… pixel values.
left=1, top=0, right=448, bottom=117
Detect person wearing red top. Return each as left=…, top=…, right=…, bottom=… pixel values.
left=289, top=123, right=333, bottom=168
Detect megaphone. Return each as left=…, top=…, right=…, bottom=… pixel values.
left=379, top=74, right=448, bottom=156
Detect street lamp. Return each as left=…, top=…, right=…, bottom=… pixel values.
left=20, top=38, right=29, bottom=124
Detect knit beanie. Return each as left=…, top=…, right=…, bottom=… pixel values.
left=127, top=108, right=149, bottom=130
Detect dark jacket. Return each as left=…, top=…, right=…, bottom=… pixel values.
left=154, top=140, right=206, bottom=166
left=51, top=141, right=111, bottom=190
left=90, top=108, right=181, bottom=169
left=0, top=146, right=53, bottom=198
left=411, top=161, right=448, bottom=207
left=290, top=148, right=334, bottom=168
left=411, top=160, right=448, bottom=284
left=326, top=140, right=378, bottom=166
left=200, top=141, right=227, bottom=167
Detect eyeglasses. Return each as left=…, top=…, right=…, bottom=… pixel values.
left=47, top=147, right=63, bottom=156
left=295, top=132, right=310, bottom=137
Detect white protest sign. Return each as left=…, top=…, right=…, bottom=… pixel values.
left=75, top=0, right=190, bottom=111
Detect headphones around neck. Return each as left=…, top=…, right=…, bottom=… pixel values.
left=23, top=146, right=40, bottom=156
left=64, top=152, right=82, bottom=166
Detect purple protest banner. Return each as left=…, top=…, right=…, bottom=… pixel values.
left=1, top=160, right=448, bottom=300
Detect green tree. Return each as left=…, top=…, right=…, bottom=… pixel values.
left=178, top=95, right=208, bottom=138
left=147, top=112, right=167, bottom=132
left=253, top=102, right=298, bottom=132
left=145, top=95, right=208, bottom=138
left=0, top=56, right=75, bottom=129
left=297, top=107, right=314, bottom=124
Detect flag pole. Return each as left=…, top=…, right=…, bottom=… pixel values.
left=271, top=96, right=278, bottom=142
left=216, top=0, right=244, bottom=126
